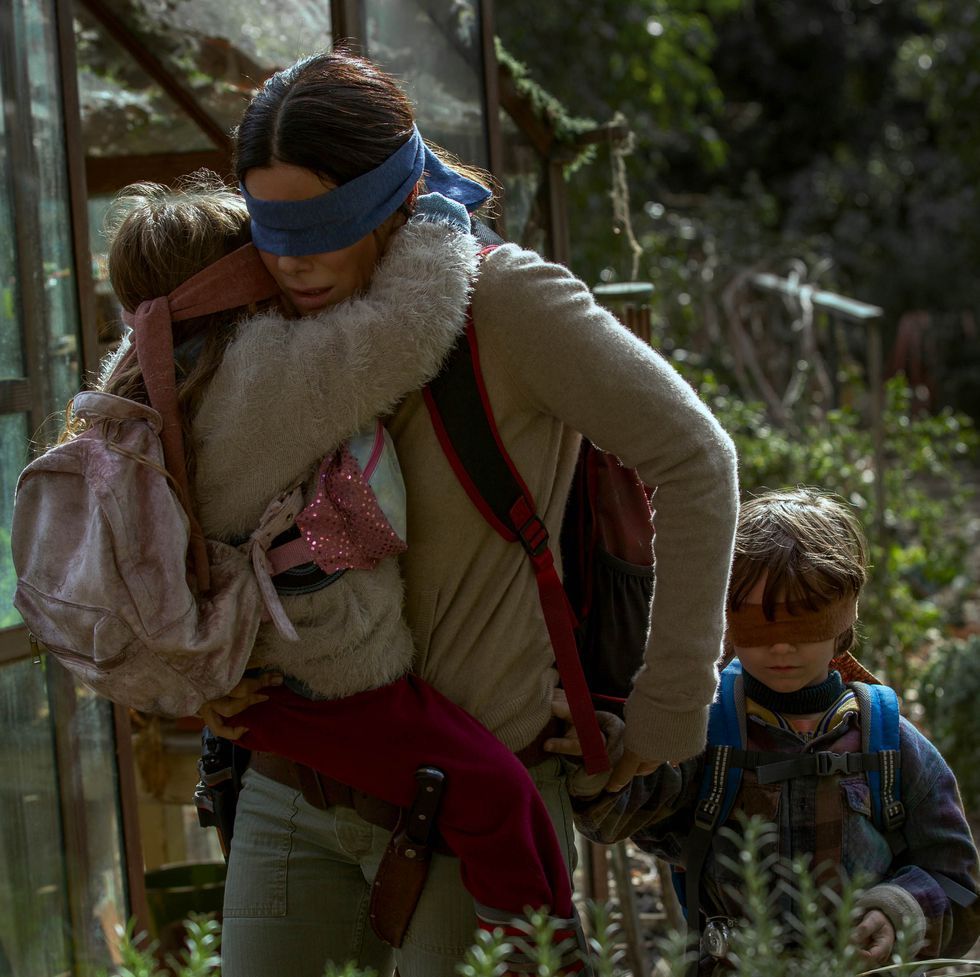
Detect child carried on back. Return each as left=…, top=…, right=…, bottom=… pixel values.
left=560, top=488, right=979, bottom=972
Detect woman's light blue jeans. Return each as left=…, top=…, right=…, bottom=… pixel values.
left=219, top=755, right=577, bottom=977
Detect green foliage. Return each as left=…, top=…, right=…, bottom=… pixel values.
left=656, top=815, right=967, bottom=977
left=494, top=39, right=598, bottom=174
left=496, top=1, right=980, bottom=419
left=98, top=843, right=980, bottom=977
left=694, top=371, right=978, bottom=686
left=95, top=914, right=221, bottom=977
left=918, top=635, right=980, bottom=815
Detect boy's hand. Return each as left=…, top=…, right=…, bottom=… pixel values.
left=196, top=672, right=284, bottom=740
left=607, top=750, right=660, bottom=793
left=851, top=910, right=895, bottom=964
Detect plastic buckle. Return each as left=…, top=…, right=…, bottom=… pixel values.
left=815, top=752, right=851, bottom=776
left=516, top=513, right=549, bottom=557
left=883, top=800, right=907, bottom=831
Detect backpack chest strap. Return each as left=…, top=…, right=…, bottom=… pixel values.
left=738, top=748, right=899, bottom=784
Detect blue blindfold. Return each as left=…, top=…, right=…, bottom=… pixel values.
left=241, top=125, right=491, bottom=256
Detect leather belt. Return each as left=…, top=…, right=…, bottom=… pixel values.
left=248, top=714, right=564, bottom=829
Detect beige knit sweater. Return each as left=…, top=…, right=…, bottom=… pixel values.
left=389, top=243, right=739, bottom=765
left=188, top=219, right=737, bottom=765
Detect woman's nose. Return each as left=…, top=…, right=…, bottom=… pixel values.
left=277, top=254, right=311, bottom=275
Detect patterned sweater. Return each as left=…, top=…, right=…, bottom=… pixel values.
left=575, top=681, right=980, bottom=958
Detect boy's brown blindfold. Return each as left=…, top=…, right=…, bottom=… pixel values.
left=727, top=596, right=857, bottom=647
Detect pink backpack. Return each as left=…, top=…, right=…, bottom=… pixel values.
left=10, top=245, right=304, bottom=716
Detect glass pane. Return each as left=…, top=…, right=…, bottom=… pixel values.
left=0, top=660, right=127, bottom=977
left=0, top=414, right=29, bottom=630
left=88, top=195, right=127, bottom=362
left=0, top=68, right=24, bottom=382
left=366, top=0, right=489, bottom=169
left=75, top=5, right=216, bottom=158
left=0, top=659, right=73, bottom=977
left=499, top=107, right=546, bottom=252
left=16, top=0, right=83, bottom=412
left=48, top=671, right=129, bottom=973
left=76, top=0, right=333, bottom=147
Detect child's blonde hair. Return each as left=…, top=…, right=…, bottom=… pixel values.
left=729, top=488, right=869, bottom=653
left=74, top=171, right=269, bottom=474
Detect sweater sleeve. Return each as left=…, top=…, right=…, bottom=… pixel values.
left=194, top=221, right=478, bottom=534
left=857, top=720, right=980, bottom=958
left=573, top=755, right=705, bottom=854
left=859, top=719, right=980, bottom=958
left=474, top=246, right=739, bottom=765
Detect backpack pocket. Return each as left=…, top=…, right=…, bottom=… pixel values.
left=579, top=547, right=655, bottom=712
left=840, top=778, right=892, bottom=878
left=14, top=580, right=135, bottom=673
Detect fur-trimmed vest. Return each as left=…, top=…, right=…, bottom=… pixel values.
left=191, top=220, right=478, bottom=698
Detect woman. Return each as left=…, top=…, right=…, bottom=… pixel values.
left=204, top=51, right=739, bottom=977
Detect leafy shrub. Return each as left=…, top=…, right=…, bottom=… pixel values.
left=96, top=822, right=980, bottom=977
left=918, top=634, right=980, bottom=817
left=696, top=371, right=978, bottom=689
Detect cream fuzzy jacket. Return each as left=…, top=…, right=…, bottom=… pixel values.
left=190, top=219, right=479, bottom=699
left=390, top=243, right=739, bottom=764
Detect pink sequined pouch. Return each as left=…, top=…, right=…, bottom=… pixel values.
left=295, top=421, right=407, bottom=575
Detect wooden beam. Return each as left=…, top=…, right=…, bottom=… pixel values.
left=86, top=150, right=234, bottom=195
left=113, top=704, right=153, bottom=942
left=78, top=0, right=231, bottom=152
left=0, top=379, right=32, bottom=415
left=0, top=626, right=31, bottom=666
left=331, top=0, right=366, bottom=52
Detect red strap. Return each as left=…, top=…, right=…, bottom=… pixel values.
left=424, top=256, right=611, bottom=774
left=508, top=498, right=609, bottom=775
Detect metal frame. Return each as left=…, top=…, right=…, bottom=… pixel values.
left=331, top=0, right=367, bottom=52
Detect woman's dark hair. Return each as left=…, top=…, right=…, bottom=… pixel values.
left=234, top=50, right=494, bottom=209
left=235, top=52, right=414, bottom=185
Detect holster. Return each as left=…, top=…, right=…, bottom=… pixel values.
left=193, top=726, right=250, bottom=859
left=368, top=766, right=446, bottom=947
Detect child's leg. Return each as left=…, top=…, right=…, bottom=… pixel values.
left=235, top=675, right=574, bottom=918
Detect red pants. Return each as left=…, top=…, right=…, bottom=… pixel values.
left=236, top=674, right=573, bottom=918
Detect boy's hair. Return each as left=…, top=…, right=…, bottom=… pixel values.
left=729, top=488, right=869, bottom=653
left=75, top=171, right=263, bottom=474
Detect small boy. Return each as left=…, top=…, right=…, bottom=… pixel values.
left=554, top=488, right=979, bottom=972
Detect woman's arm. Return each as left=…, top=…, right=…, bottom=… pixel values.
left=475, top=247, right=738, bottom=770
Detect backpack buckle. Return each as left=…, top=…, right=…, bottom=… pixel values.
left=815, top=751, right=851, bottom=776
left=516, top=513, right=549, bottom=557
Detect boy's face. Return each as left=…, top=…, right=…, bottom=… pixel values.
left=733, top=572, right=838, bottom=695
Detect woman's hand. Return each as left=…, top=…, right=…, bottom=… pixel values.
left=850, top=910, right=896, bottom=964
left=546, top=689, right=658, bottom=792
left=196, top=672, right=283, bottom=740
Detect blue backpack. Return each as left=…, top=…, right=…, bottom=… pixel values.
left=673, top=660, right=906, bottom=951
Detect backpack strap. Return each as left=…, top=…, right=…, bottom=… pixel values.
left=422, top=247, right=609, bottom=775
left=855, top=681, right=907, bottom=839
left=673, top=661, right=745, bottom=971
